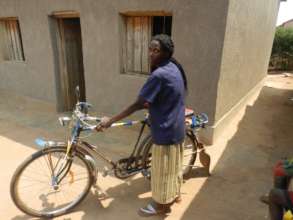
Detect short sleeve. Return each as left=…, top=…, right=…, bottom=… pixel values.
left=138, top=73, right=162, bottom=104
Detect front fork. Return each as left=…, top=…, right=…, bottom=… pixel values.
left=58, top=146, right=99, bottom=188
left=42, top=143, right=97, bottom=190
left=35, top=137, right=98, bottom=189
left=47, top=149, right=74, bottom=189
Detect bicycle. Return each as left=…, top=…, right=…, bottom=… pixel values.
left=10, top=89, right=209, bottom=218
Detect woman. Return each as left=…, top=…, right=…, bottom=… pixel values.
left=96, top=34, right=188, bottom=216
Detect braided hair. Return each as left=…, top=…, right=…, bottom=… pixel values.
left=151, top=34, right=188, bottom=92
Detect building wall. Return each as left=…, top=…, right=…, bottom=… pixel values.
left=214, top=0, right=280, bottom=125
left=1, top=0, right=280, bottom=143
left=0, top=0, right=228, bottom=124
left=0, top=0, right=60, bottom=102
left=172, top=0, right=228, bottom=125
left=77, top=0, right=229, bottom=121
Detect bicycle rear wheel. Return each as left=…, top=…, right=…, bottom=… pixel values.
left=10, top=147, right=93, bottom=218
left=141, top=132, right=197, bottom=178
left=182, top=132, right=198, bottom=176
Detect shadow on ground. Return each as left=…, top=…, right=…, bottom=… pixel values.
left=11, top=176, right=153, bottom=220
left=181, top=84, right=293, bottom=220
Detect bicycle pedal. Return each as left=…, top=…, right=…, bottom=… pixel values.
left=102, top=166, right=109, bottom=177
left=96, top=190, right=107, bottom=198
left=93, top=186, right=109, bottom=200
left=142, top=169, right=151, bottom=178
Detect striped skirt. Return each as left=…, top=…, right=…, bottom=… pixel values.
left=151, top=143, right=183, bottom=204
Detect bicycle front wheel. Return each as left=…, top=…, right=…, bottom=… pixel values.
left=10, top=147, right=93, bottom=218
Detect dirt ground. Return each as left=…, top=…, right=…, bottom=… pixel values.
left=0, top=73, right=293, bottom=220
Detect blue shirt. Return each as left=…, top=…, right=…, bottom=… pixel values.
left=139, top=60, right=185, bottom=145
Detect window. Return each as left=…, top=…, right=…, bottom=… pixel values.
left=121, top=14, right=172, bottom=74
left=0, top=18, right=25, bottom=61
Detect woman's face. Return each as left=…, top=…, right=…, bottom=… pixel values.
left=149, top=40, right=166, bottom=68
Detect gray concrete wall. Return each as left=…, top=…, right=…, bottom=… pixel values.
left=0, top=0, right=60, bottom=102
left=214, top=0, right=280, bottom=123
left=0, top=0, right=281, bottom=143
left=172, top=0, right=228, bottom=124
left=79, top=0, right=229, bottom=120
left=0, top=0, right=228, bottom=122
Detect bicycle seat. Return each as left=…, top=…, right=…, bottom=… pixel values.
left=185, top=108, right=194, bottom=117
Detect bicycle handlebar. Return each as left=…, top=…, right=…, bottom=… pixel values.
left=74, top=111, right=146, bottom=132
left=68, top=102, right=208, bottom=132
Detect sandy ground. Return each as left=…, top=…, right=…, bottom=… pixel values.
left=0, top=73, right=293, bottom=220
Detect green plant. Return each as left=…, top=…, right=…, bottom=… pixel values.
left=270, top=27, right=293, bottom=70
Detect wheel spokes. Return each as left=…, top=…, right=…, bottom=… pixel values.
left=14, top=150, right=90, bottom=216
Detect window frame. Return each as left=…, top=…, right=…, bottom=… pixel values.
left=119, top=11, right=172, bottom=76
left=0, top=17, right=25, bottom=62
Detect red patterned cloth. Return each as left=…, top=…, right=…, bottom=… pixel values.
left=274, top=161, right=286, bottom=177
left=273, top=161, right=293, bottom=202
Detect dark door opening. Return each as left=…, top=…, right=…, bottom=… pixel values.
left=54, top=17, right=85, bottom=111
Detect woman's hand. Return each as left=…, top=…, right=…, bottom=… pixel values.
left=95, top=117, right=112, bottom=132
left=95, top=98, right=145, bottom=132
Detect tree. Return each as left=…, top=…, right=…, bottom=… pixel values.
left=271, top=27, right=293, bottom=70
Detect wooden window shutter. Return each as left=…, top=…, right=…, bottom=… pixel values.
left=0, top=19, right=24, bottom=61
left=0, top=21, right=10, bottom=60
left=125, top=16, right=151, bottom=74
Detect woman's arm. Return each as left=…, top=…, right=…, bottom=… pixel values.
left=96, top=97, right=146, bottom=131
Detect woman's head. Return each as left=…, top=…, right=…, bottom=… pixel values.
left=149, top=34, right=188, bottom=92
left=149, top=34, right=174, bottom=68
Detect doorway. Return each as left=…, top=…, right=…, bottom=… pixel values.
left=53, top=16, right=85, bottom=111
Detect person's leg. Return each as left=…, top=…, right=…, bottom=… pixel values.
left=152, top=143, right=183, bottom=209
left=149, top=200, right=171, bottom=212
left=176, top=143, right=184, bottom=203
left=269, top=189, right=288, bottom=220
left=140, top=144, right=181, bottom=216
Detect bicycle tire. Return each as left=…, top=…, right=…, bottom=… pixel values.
left=141, top=132, right=198, bottom=179
left=10, top=146, right=93, bottom=218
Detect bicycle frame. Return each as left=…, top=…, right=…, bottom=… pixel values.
left=35, top=101, right=208, bottom=184
left=10, top=86, right=210, bottom=219
left=76, top=118, right=151, bottom=179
